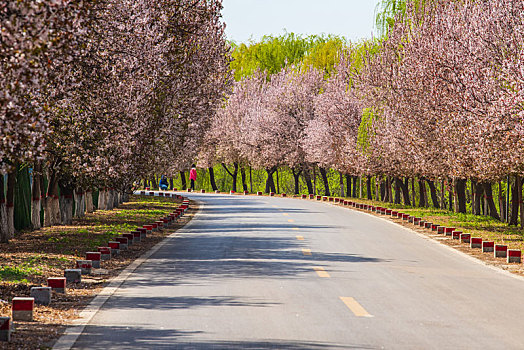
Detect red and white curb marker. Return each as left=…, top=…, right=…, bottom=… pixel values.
left=494, top=244, right=508, bottom=258
left=64, top=269, right=82, bottom=283
left=12, top=297, right=34, bottom=321
left=507, top=250, right=522, bottom=263
left=132, top=231, right=142, bottom=242
left=115, top=237, right=129, bottom=250
left=86, top=252, right=102, bottom=268
left=201, top=189, right=206, bottom=193
left=30, top=286, right=52, bottom=305
left=0, top=317, right=10, bottom=342
left=98, top=247, right=111, bottom=261
left=48, top=277, right=67, bottom=293
left=470, top=237, right=482, bottom=249
left=123, top=233, right=135, bottom=245
left=108, top=241, right=120, bottom=255
left=460, top=233, right=471, bottom=244
left=452, top=231, right=462, bottom=240
left=482, top=241, right=495, bottom=253
left=76, top=260, right=93, bottom=275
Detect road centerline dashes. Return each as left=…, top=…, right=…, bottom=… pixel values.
left=302, top=248, right=312, bottom=256
left=340, top=297, right=373, bottom=317
left=296, top=235, right=304, bottom=240
left=313, top=267, right=330, bottom=278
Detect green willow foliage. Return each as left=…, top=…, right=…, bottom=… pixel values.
left=375, top=0, right=430, bottom=36
left=229, top=33, right=347, bottom=81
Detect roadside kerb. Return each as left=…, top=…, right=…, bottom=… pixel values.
left=12, top=297, right=34, bottom=322
left=48, top=277, right=66, bottom=293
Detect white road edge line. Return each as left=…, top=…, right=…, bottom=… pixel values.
left=52, top=198, right=204, bottom=350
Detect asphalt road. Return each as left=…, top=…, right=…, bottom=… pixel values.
left=72, top=193, right=524, bottom=349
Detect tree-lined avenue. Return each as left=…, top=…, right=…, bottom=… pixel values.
left=72, top=194, right=524, bottom=349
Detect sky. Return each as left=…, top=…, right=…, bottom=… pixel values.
left=222, top=0, right=380, bottom=44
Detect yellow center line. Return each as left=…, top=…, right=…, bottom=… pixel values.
left=288, top=219, right=295, bottom=223
left=313, top=267, right=330, bottom=278
left=272, top=205, right=278, bottom=208
left=302, top=248, right=312, bottom=256
left=296, top=235, right=304, bottom=240
left=291, top=228, right=299, bottom=231
left=282, top=213, right=289, bottom=216
left=340, top=297, right=373, bottom=318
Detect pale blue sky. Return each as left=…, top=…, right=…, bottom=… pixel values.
left=222, top=0, right=380, bottom=44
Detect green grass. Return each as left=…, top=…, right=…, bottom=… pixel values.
left=0, top=265, right=42, bottom=283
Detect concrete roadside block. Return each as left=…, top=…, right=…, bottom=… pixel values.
left=164, top=193, right=171, bottom=198
left=282, top=193, right=287, bottom=197
left=257, top=191, right=262, bottom=196
left=143, top=225, right=153, bottom=234
left=123, top=233, right=135, bottom=245
left=452, top=231, right=461, bottom=240
left=12, top=297, right=34, bottom=322
left=302, top=194, right=307, bottom=199
left=329, top=197, right=334, bottom=202
left=408, top=216, right=414, bottom=223
left=131, top=231, right=141, bottom=243
left=507, top=250, right=522, bottom=263
left=460, top=233, right=471, bottom=244
left=432, top=224, right=440, bottom=232
left=115, top=237, right=128, bottom=250
left=419, top=220, right=426, bottom=227
left=201, top=189, right=206, bottom=193
left=64, top=269, right=82, bottom=283
left=76, top=260, right=92, bottom=275
left=97, top=247, right=111, bottom=261
left=413, top=217, right=421, bottom=225
left=216, top=190, right=220, bottom=193
left=494, top=245, right=508, bottom=258
left=270, top=192, right=275, bottom=196
left=137, top=227, right=147, bottom=237
left=309, top=194, right=314, bottom=199
left=30, top=287, right=52, bottom=306
left=156, top=221, right=164, bottom=230
left=149, top=191, right=154, bottom=196
left=230, top=190, right=235, bottom=195
left=0, top=317, right=11, bottom=342
left=187, top=188, right=192, bottom=192
left=482, top=241, right=494, bottom=252
left=386, top=209, right=392, bottom=215
left=445, top=227, right=455, bottom=236
left=108, top=241, right=120, bottom=256
left=470, top=237, right=482, bottom=249
left=425, top=222, right=432, bottom=229
left=48, top=277, right=66, bottom=293
left=244, top=191, right=249, bottom=195
left=86, top=252, right=101, bottom=268
left=322, top=196, right=327, bottom=201
left=140, top=191, right=145, bottom=195
left=158, top=192, right=164, bottom=197
left=334, top=198, right=340, bottom=203
left=402, top=214, right=409, bottom=221
left=316, top=195, right=321, bottom=200
left=344, top=201, right=349, bottom=205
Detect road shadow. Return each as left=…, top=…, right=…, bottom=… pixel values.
left=73, top=325, right=376, bottom=349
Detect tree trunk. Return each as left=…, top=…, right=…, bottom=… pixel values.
left=292, top=168, right=302, bottom=195
left=209, top=167, right=218, bottom=191
left=74, top=189, right=86, bottom=218
left=113, top=189, right=119, bottom=208
left=364, top=176, right=371, bottom=200
left=418, top=178, right=427, bottom=207
left=0, top=173, right=8, bottom=243
left=454, top=178, right=467, bottom=213
left=481, top=182, right=500, bottom=220
left=86, top=190, right=94, bottom=213
left=352, top=176, right=358, bottom=198
left=276, top=168, right=280, bottom=194
left=106, top=189, right=114, bottom=210
left=221, top=163, right=238, bottom=192
left=448, top=179, right=454, bottom=211
left=313, top=167, right=317, bottom=195
left=339, top=171, right=345, bottom=197
left=265, top=167, right=277, bottom=193
left=472, top=180, right=483, bottom=216
left=31, top=163, right=42, bottom=230
left=394, top=177, right=401, bottom=204
left=179, top=171, right=187, bottom=190
left=249, top=167, right=253, bottom=193
left=319, top=167, right=331, bottom=196
left=440, top=179, right=446, bottom=210
left=241, top=167, right=248, bottom=192
left=5, top=168, right=16, bottom=238
left=375, top=176, right=380, bottom=201
left=411, top=178, right=416, bottom=207
left=510, top=175, right=520, bottom=226
left=427, top=180, right=440, bottom=209
left=59, top=180, right=74, bottom=225
left=498, top=182, right=506, bottom=222
left=520, top=177, right=524, bottom=228
left=400, top=178, right=411, bottom=206
left=45, top=171, right=60, bottom=226
left=346, top=174, right=352, bottom=198
left=302, top=166, right=314, bottom=194
left=169, top=178, right=174, bottom=190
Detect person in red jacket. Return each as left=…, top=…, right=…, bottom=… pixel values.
left=189, top=164, right=197, bottom=190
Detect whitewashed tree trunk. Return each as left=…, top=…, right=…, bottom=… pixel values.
left=106, top=190, right=114, bottom=210
left=74, top=191, right=86, bottom=218
left=6, top=204, right=14, bottom=239
left=60, top=195, right=73, bottom=225
left=31, top=197, right=41, bottom=230
left=86, top=190, right=94, bottom=213
left=98, top=189, right=105, bottom=210
left=52, top=195, right=61, bottom=225
left=113, top=190, right=119, bottom=208
left=44, top=196, right=53, bottom=227
left=0, top=201, right=8, bottom=242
